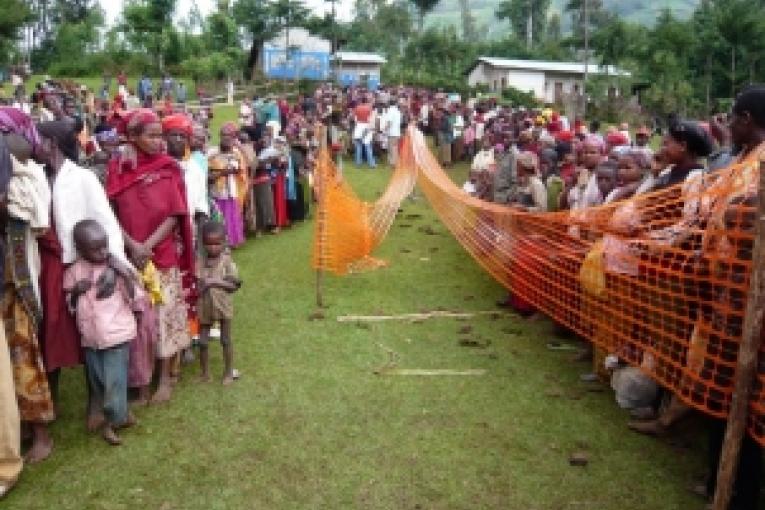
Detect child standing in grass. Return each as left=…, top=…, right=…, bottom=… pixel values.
left=197, top=221, right=242, bottom=385
left=63, top=220, right=140, bottom=445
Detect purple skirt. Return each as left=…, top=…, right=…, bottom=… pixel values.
left=215, top=198, right=245, bottom=247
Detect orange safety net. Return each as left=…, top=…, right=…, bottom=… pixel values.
left=312, top=133, right=417, bottom=274
left=313, top=126, right=765, bottom=445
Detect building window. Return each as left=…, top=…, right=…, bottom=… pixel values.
left=501, top=77, right=506, bottom=89
left=493, top=80, right=497, bottom=91
left=574, top=83, right=580, bottom=94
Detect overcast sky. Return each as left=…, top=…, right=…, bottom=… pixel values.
left=100, top=0, right=354, bottom=26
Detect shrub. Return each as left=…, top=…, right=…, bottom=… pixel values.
left=500, top=86, right=539, bottom=108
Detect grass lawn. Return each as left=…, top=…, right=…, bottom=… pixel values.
left=3, top=143, right=715, bottom=509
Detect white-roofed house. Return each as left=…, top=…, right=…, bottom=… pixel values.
left=332, top=52, right=387, bottom=90
left=466, top=57, right=630, bottom=104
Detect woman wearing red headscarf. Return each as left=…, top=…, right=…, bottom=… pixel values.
left=106, top=109, right=194, bottom=404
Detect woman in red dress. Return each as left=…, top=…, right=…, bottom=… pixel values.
left=106, top=109, right=195, bottom=404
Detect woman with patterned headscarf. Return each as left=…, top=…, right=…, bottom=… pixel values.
left=106, top=109, right=194, bottom=404
left=0, top=107, right=55, bottom=465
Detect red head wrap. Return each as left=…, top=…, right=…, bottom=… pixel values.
left=125, top=108, right=160, bottom=135
left=162, top=114, right=193, bottom=137
left=606, top=131, right=629, bottom=147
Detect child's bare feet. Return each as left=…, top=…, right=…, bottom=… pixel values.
left=101, top=425, right=122, bottom=446
left=86, top=413, right=105, bottom=433
left=150, top=384, right=173, bottom=404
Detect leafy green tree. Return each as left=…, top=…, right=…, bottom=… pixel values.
left=233, top=0, right=279, bottom=78
left=637, top=9, right=695, bottom=115
left=565, top=0, right=610, bottom=29
left=206, top=4, right=240, bottom=53
left=303, top=12, right=352, bottom=53
left=345, top=0, right=411, bottom=58
left=713, top=0, right=765, bottom=97
left=120, top=0, right=177, bottom=70
left=47, top=7, right=104, bottom=74
left=0, top=0, right=33, bottom=65
left=546, top=12, right=561, bottom=42
left=409, top=0, right=440, bottom=32
left=54, top=0, right=94, bottom=23
left=270, top=0, right=310, bottom=53
left=590, top=17, right=637, bottom=69
left=495, top=0, right=551, bottom=47
left=458, top=0, right=476, bottom=41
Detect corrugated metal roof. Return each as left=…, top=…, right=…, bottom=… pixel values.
left=473, top=57, right=630, bottom=77
left=332, top=52, right=387, bottom=64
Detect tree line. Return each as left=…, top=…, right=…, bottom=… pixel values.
left=1, top=0, right=764, bottom=117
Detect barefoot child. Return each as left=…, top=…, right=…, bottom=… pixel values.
left=63, top=220, right=140, bottom=445
left=197, top=221, right=242, bottom=384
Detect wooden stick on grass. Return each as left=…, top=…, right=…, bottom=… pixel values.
left=338, top=310, right=501, bottom=322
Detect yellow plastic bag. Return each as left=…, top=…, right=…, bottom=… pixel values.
left=579, top=240, right=606, bottom=298
left=141, top=261, right=164, bottom=306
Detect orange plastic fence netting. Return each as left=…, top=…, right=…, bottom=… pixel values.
left=313, top=125, right=765, bottom=445
left=312, top=133, right=417, bottom=274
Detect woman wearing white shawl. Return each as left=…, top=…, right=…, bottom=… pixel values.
left=35, top=121, right=133, bottom=433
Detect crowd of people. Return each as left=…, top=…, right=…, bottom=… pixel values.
left=448, top=87, right=765, bottom=510
left=1, top=74, right=765, bottom=508
left=0, top=76, right=336, bottom=498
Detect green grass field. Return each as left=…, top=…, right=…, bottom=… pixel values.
left=3, top=132, right=715, bottom=509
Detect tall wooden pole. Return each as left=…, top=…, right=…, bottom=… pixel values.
left=712, top=159, right=765, bottom=510
left=315, top=125, right=328, bottom=308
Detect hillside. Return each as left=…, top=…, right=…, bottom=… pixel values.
left=426, top=0, right=700, bottom=40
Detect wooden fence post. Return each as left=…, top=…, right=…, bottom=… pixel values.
left=315, top=125, right=329, bottom=308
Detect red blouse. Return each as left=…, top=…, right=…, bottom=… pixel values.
left=107, top=154, right=192, bottom=271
